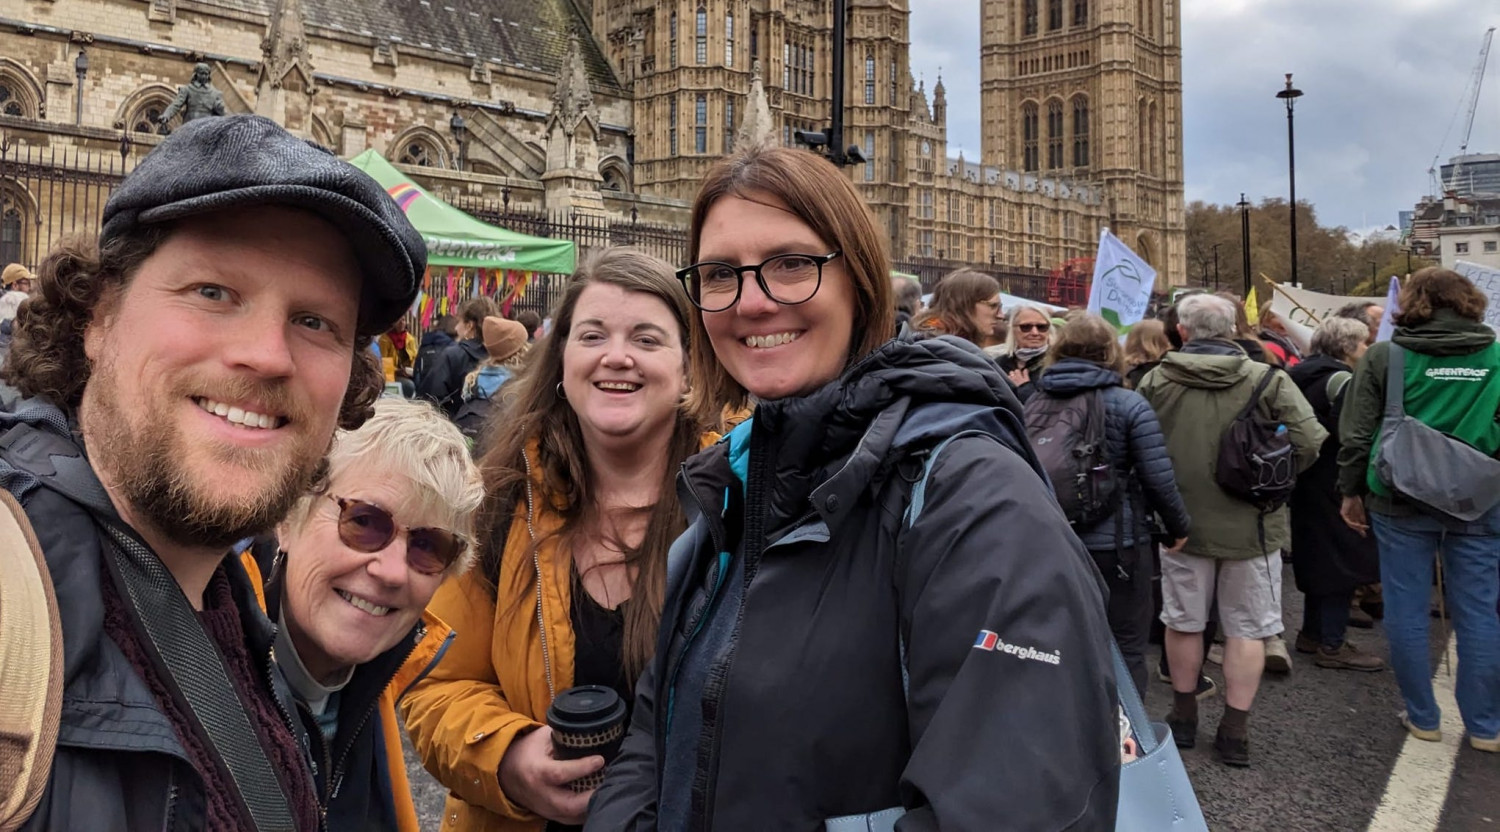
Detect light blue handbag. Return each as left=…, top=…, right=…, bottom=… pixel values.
left=825, top=433, right=1209, bottom=831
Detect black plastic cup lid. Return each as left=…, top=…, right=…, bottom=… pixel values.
left=548, top=685, right=627, bottom=733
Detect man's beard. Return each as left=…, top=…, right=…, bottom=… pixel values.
left=84, top=362, right=327, bottom=552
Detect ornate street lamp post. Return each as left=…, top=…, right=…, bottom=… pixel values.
left=1276, top=74, right=1304, bottom=288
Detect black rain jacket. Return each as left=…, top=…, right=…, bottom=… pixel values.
left=1034, top=358, right=1191, bottom=552
left=586, top=336, right=1119, bottom=832
left=0, top=399, right=314, bottom=832
left=415, top=337, right=484, bottom=416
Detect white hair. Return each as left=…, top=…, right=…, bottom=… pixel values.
left=1003, top=304, right=1057, bottom=353
left=1175, top=294, right=1237, bottom=342
left=286, top=397, right=484, bottom=574
left=1310, top=317, right=1370, bottom=362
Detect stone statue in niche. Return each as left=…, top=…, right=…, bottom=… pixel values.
left=158, top=63, right=226, bottom=132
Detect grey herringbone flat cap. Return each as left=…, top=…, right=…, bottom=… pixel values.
left=102, top=114, right=425, bottom=335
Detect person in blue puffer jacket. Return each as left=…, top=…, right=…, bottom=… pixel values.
left=1035, top=313, right=1192, bottom=691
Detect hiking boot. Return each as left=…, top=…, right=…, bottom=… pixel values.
left=1401, top=712, right=1441, bottom=742
left=1167, top=710, right=1197, bottom=749
left=1348, top=606, right=1375, bottom=629
left=1206, top=643, right=1224, bottom=666
left=1471, top=735, right=1500, bottom=753
left=1264, top=637, right=1292, bottom=675
left=1315, top=642, right=1385, bottom=672
left=1294, top=630, right=1320, bottom=654
left=1214, top=726, right=1251, bottom=767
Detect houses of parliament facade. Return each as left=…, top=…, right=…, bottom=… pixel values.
left=0, top=0, right=1184, bottom=286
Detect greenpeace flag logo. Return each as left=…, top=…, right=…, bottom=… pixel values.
left=973, top=630, right=1062, bottom=666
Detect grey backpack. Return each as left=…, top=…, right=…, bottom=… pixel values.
left=1375, top=345, right=1500, bottom=521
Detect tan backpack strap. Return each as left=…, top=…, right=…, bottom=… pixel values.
left=0, top=489, right=61, bottom=832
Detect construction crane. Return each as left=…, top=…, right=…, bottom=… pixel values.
left=1431, top=27, right=1496, bottom=196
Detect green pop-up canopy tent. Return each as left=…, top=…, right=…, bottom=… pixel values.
left=348, top=149, right=576, bottom=275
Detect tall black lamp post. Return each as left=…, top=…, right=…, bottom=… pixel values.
left=74, top=49, right=88, bottom=124
left=1211, top=243, right=1222, bottom=289
left=1237, top=193, right=1252, bottom=295
left=1276, top=74, right=1303, bottom=287
left=449, top=112, right=467, bottom=172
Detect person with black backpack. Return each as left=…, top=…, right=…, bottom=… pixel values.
left=416, top=297, right=498, bottom=416
left=1137, top=293, right=1326, bottom=767
left=1027, top=313, right=1191, bottom=692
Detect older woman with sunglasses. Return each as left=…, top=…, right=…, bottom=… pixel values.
left=996, top=304, right=1056, bottom=402
left=588, top=146, right=1118, bottom=830
left=242, top=396, right=483, bottom=832
left=401, top=248, right=715, bottom=832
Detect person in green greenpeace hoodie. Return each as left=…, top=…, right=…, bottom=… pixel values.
left=1336, top=267, right=1500, bottom=753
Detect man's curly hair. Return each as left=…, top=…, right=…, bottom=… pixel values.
left=5, top=231, right=384, bottom=430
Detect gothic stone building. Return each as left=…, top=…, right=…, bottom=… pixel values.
left=0, top=0, right=1184, bottom=286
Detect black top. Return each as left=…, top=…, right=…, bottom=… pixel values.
left=553, top=589, right=630, bottom=832
left=571, top=586, right=632, bottom=724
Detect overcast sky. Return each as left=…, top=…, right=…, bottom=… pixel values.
left=909, top=0, right=1500, bottom=233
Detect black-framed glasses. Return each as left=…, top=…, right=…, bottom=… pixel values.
left=676, top=251, right=841, bottom=312
left=329, top=495, right=468, bottom=576
left=1017, top=322, right=1051, bottom=333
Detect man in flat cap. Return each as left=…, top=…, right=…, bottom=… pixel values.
left=0, top=115, right=425, bottom=831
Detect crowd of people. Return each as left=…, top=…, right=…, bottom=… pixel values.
left=1, top=112, right=1497, bottom=832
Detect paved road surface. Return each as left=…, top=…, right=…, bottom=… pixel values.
left=401, top=564, right=1500, bottom=830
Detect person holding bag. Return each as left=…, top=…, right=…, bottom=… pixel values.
left=1337, top=267, right=1500, bottom=752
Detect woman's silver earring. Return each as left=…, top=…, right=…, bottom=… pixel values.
left=556, top=382, right=567, bottom=400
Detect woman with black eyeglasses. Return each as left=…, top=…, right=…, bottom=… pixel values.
left=996, top=304, right=1056, bottom=403
left=587, top=146, right=1119, bottom=831
left=241, top=396, right=483, bottom=831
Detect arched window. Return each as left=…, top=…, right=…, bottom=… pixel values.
left=865, top=52, right=876, bottom=105
left=889, top=59, right=898, bottom=105
left=126, top=96, right=177, bottom=134
left=669, top=11, right=678, bottom=68
left=725, top=13, right=734, bottom=66
left=1048, top=0, right=1063, bottom=30
left=669, top=97, right=679, bottom=155
left=1072, top=96, right=1090, bottom=167
left=695, top=93, right=707, bottom=153
left=1022, top=103, right=1039, bottom=172
left=0, top=204, right=22, bottom=267
left=0, top=81, right=30, bottom=118
left=1024, top=0, right=1038, bottom=36
left=397, top=136, right=445, bottom=168
left=696, top=7, right=708, bottom=66
left=1138, top=100, right=1149, bottom=171
left=1148, top=101, right=1159, bottom=176
left=1046, top=100, right=1064, bottom=169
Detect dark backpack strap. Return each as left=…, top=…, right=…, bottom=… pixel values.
left=1236, top=366, right=1277, bottom=422
left=1384, top=345, right=1407, bottom=420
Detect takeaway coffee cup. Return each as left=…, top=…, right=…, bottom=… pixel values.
left=547, top=685, right=628, bottom=792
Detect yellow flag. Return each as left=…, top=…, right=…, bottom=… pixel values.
left=1245, top=286, right=1260, bottom=326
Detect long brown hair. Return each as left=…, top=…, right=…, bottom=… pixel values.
left=1123, top=318, right=1171, bottom=367
left=474, top=247, right=709, bottom=680
left=911, top=269, right=1000, bottom=346
left=685, top=145, right=894, bottom=414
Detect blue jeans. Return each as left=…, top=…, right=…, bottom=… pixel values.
left=1371, top=507, right=1500, bottom=739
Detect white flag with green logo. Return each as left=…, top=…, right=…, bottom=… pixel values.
left=1086, top=228, right=1157, bottom=330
